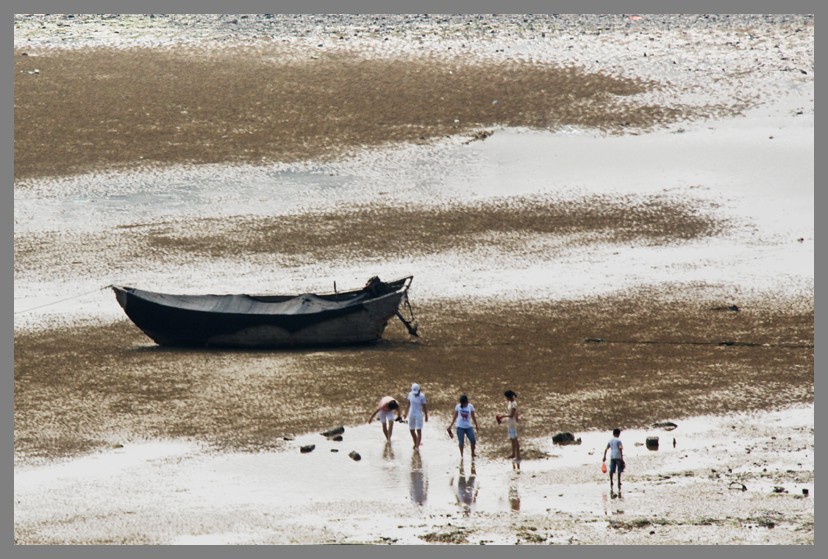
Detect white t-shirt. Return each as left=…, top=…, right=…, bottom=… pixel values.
left=608, top=437, right=623, bottom=459
left=455, top=403, right=475, bottom=429
left=407, top=391, right=427, bottom=416
left=507, top=400, right=518, bottom=428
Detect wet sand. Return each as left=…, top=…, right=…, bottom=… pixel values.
left=13, top=14, right=813, bottom=545
left=14, top=405, right=814, bottom=545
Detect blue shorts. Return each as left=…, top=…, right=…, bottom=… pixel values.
left=457, top=427, right=476, bottom=446
left=610, top=458, right=625, bottom=475
left=507, top=426, right=518, bottom=440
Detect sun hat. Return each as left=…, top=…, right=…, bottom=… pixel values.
left=411, top=383, right=420, bottom=394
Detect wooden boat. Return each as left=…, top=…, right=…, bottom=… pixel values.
left=111, top=276, right=417, bottom=348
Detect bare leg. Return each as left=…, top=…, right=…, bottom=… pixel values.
left=387, top=421, right=394, bottom=440
left=409, top=429, right=418, bottom=448
left=382, top=422, right=391, bottom=442
left=416, top=429, right=423, bottom=447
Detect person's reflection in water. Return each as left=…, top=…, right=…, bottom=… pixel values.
left=383, top=441, right=395, bottom=461
left=453, top=461, right=478, bottom=515
left=509, top=481, right=520, bottom=512
left=409, top=451, right=428, bottom=506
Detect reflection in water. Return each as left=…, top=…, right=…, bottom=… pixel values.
left=452, top=461, right=478, bottom=514
left=509, top=482, right=520, bottom=512
left=602, top=492, right=625, bottom=517
left=383, top=441, right=395, bottom=461
left=409, top=451, right=428, bottom=506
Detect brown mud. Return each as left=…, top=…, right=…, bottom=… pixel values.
left=14, top=291, right=813, bottom=465
left=13, top=46, right=739, bottom=182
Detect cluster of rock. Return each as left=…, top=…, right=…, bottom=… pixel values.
left=299, top=426, right=360, bottom=461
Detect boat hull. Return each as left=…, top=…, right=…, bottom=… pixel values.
left=112, top=277, right=412, bottom=348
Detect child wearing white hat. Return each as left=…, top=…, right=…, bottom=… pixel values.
left=404, top=383, right=428, bottom=450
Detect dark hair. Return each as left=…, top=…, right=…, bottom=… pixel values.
left=504, top=390, right=516, bottom=399
left=612, top=428, right=621, bottom=437
left=388, top=400, right=399, bottom=410
left=459, top=394, right=469, bottom=406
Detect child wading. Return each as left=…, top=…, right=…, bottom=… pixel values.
left=368, top=395, right=402, bottom=442
left=404, top=383, right=428, bottom=450
left=496, top=390, right=521, bottom=467
left=447, top=394, right=480, bottom=460
left=602, top=428, right=625, bottom=497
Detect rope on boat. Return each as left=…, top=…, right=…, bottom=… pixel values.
left=396, top=291, right=420, bottom=337
left=14, top=285, right=112, bottom=315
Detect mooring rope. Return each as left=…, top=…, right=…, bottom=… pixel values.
left=14, top=285, right=112, bottom=315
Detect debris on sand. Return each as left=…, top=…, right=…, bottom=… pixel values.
left=728, top=481, right=747, bottom=491
left=349, top=451, right=361, bottom=461
left=300, top=444, right=316, bottom=453
left=420, top=528, right=470, bottom=544
left=552, top=432, right=582, bottom=445
left=652, top=421, right=678, bottom=430
left=462, top=129, right=494, bottom=144
left=321, top=426, right=345, bottom=437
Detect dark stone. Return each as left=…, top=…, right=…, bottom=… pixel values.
left=321, top=426, right=345, bottom=437
left=332, top=435, right=343, bottom=441
left=552, top=432, right=580, bottom=445
left=349, top=451, right=362, bottom=461
left=300, top=444, right=316, bottom=453
left=652, top=421, right=678, bottom=430
left=646, top=436, right=659, bottom=450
